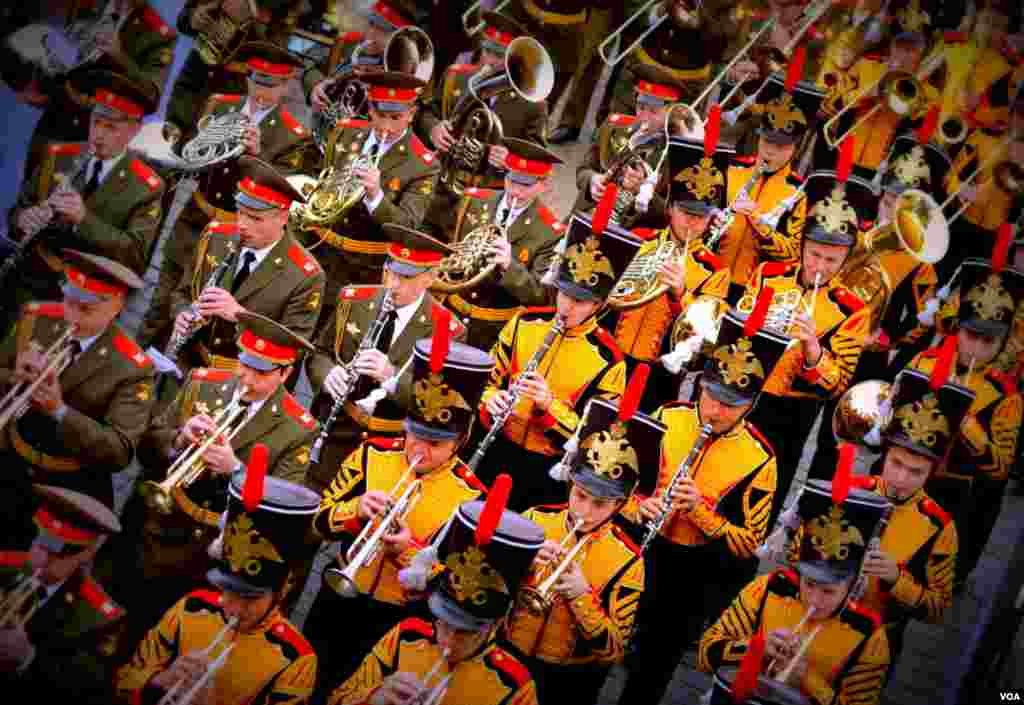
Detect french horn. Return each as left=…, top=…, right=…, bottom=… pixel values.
left=607, top=237, right=684, bottom=309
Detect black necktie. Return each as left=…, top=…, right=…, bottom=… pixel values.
left=231, top=251, right=257, bottom=294
left=66, top=339, right=83, bottom=368
left=375, top=309, right=398, bottom=353
left=82, top=160, right=102, bottom=200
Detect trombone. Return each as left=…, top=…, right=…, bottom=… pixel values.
left=139, top=386, right=251, bottom=515
left=324, top=455, right=425, bottom=598
left=598, top=0, right=678, bottom=67
left=0, top=326, right=75, bottom=431
left=941, top=136, right=1024, bottom=223
left=0, top=570, right=43, bottom=628
left=156, top=616, right=239, bottom=705
left=823, top=70, right=923, bottom=149
left=517, top=516, right=591, bottom=615
left=462, top=0, right=511, bottom=37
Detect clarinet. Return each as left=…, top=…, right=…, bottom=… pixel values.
left=310, top=289, right=396, bottom=463
left=163, top=244, right=239, bottom=367
left=850, top=502, right=894, bottom=602
left=640, top=422, right=713, bottom=552
left=467, top=313, right=567, bottom=473
left=705, top=163, right=764, bottom=252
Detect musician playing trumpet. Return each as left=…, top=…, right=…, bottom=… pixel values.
left=503, top=372, right=660, bottom=705
left=0, top=485, right=124, bottom=703
left=615, top=306, right=787, bottom=705
left=305, top=317, right=492, bottom=700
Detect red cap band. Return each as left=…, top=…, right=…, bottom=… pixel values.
left=238, top=328, right=299, bottom=364
left=374, top=1, right=412, bottom=28
left=248, top=57, right=295, bottom=78
left=66, top=265, right=127, bottom=297
left=368, top=84, right=421, bottom=103
left=94, top=89, right=144, bottom=119
left=504, top=151, right=555, bottom=177
left=636, top=80, right=682, bottom=102
left=388, top=242, right=445, bottom=266
left=484, top=26, right=516, bottom=46
left=34, top=506, right=100, bottom=545
left=238, top=177, right=293, bottom=209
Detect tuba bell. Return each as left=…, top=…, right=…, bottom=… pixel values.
left=832, top=379, right=893, bottom=450
left=192, top=1, right=254, bottom=66
left=438, top=37, right=554, bottom=196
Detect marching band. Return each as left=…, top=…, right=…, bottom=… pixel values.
left=1, top=0, right=1023, bottom=703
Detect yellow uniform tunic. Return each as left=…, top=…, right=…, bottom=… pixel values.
left=330, top=618, right=539, bottom=705
left=314, top=437, right=486, bottom=606
left=718, top=158, right=807, bottom=288
left=612, top=230, right=731, bottom=362
left=115, top=589, right=316, bottom=705
left=505, top=506, right=643, bottom=666
left=699, top=571, right=890, bottom=705
left=946, top=128, right=1023, bottom=232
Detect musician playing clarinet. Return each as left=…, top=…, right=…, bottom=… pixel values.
left=615, top=304, right=788, bottom=705
left=503, top=370, right=659, bottom=705
left=304, top=226, right=454, bottom=494
left=699, top=473, right=891, bottom=705
left=474, top=210, right=637, bottom=511
left=116, top=453, right=319, bottom=705
left=305, top=313, right=492, bottom=701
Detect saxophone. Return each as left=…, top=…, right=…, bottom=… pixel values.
left=640, top=422, right=712, bottom=551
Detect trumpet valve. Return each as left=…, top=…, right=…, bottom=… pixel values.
left=139, top=481, right=176, bottom=515
left=517, top=586, right=551, bottom=616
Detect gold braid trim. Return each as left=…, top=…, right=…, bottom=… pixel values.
left=334, top=298, right=355, bottom=364
left=191, top=228, right=213, bottom=301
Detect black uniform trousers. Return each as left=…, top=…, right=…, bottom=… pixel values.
left=616, top=535, right=757, bottom=705
left=468, top=432, right=567, bottom=512
left=501, top=644, right=610, bottom=705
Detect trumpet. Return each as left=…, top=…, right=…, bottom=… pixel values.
left=408, top=650, right=452, bottom=705
left=518, top=516, right=590, bottom=615
left=0, top=327, right=75, bottom=431
left=324, top=456, right=425, bottom=598
left=763, top=607, right=820, bottom=684
left=823, top=70, right=923, bottom=149
left=138, top=386, right=251, bottom=515
left=0, top=570, right=43, bottom=628
left=736, top=273, right=821, bottom=335
left=156, top=616, right=239, bottom=705
left=641, top=422, right=712, bottom=551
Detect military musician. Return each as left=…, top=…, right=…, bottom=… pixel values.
left=115, top=459, right=319, bottom=705
left=476, top=211, right=636, bottom=511
left=0, top=250, right=154, bottom=546
left=305, top=318, right=492, bottom=698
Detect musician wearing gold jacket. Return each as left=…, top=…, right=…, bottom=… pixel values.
left=740, top=166, right=874, bottom=515
left=711, top=69, right=823, bottom=296
left=699, top=478, right=891, bottom=705
left=476, top=211, right=637, bottom=511
left=116, top=460, right=319, bottom=705
left=616, top=306, right=787, bottom=705
left=504, top=376, right=658, bottom=704
left=305, top=322, right=492, bottom=698
left=913, top=254, right=1024, bottom=588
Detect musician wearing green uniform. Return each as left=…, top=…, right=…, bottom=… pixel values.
left=476, top=211, right=637, bottom=511
left=0, top=485, right=125, bottom=704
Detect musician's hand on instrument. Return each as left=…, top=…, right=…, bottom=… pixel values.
left=242, top=125, right=261, bottom=155
left=324, top=365, right=356, bottom=401
left=50, top=190, right=87, bottom=225
left=534, top=539, right=563, bottom=568
left=791, top=311, right=822, bottom=367
left=357, top=490, right=391, bottom=521
left=202, top=439, right=240, bottom=476
left=311, top=79, right=334, bottom=111
left=637, top=496, right=664, bottom=523
left=657, top=258, right=686, bottom=299
left=430, top=121, right=455, bottom=152
left=732, top=195, right=757, bottom=218
left=765, top=628, right=797, bottom=665
left=727, top=58, right=760, bottom=85
left=485, top=390, right=514, bottom=418
left=554, top=558, right=590, bottom=601
left=356, top=164, right=382, bottom=200
left=708, top=208, right=728, bottom=231
left=589, top=173, right=608, bottom=202
left=861, top=549, right=900, bottom=584
left=958, top=184, right=979, bottom=204
left=31, top=368, right=63, bottom=416
left=381, top=517, right=412, bottom=556
left=490, top=237, right=512, bottom=271
left=488, top=144, right=509, bottom=169
left=354, top=349, right=395, bottom=383
left=669, top=476, right=701, bottom=515
left=14, top=346, right=45, bottom=384
left=197, top=287, right=244, bottom=322
left=176, top=414, right=217, bottom=450
left=368, top=672, right=422, bottom=705
left=190, top=0, right=217, bottom=32
left=517, top=372, right=553, bottom=412
left=0, top=626, right=34, bottom=673
left=152, top=653, right=208, bottom=694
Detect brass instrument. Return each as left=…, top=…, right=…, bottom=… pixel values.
left=462, top=0, right=512, bottom=36
left=706, top=162, right=766, bottom=251
left=408, top=650, right=452, bottom=705
left=823, top=70, right=923, bottom=149
left=295, top=133, right=385, bottom=229
left=324, top=457, right=424, bottom=598
left=192, top=1, right=254, bottom=66
left=660, top=295, right=726, bottom=373
left=763, top=607, right=821, bottom=692
left=0, top=570, right=43, bottom=628
left=641, top=422, right=713, bottom=551
left=941, top=134, right=1024, bottom=223
left=607, top=238, right=684, bottom=309
left=518, top=516, right=591, bottom=614
left=735, top=274, right=822, bottom=336
left=932, top=37, right=980, bottom=147
left=432, top=197, right=517, bottom=293
left=598, top=0, right=703, bottom=66
left=138, top=386, right=251, bottom=515
left=0, top=327, right=75, bottom=431
left=439, top=37, right=553, bottom=196
left=156, top=616, right=239, bottom=705
left=832, top=379, right=893, bottom=449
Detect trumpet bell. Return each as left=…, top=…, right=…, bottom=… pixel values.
left=936, top=113, right=967, bottom=146
left=669, top=295, right=726, bottom=349
left=879, top=71, right=920, bottom=116
left=517, top=586, right=552, bottom=616
left=504, top=37, right=554, bottom=103
left=832, top=379, right=892, bottom=449
left=323, top=566, right=361, bottom=598
left=138, top=481, right=176, bottom=515
left=877, top=189, right=949, bottom=265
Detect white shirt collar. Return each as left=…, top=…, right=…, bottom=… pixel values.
left=366, top=129, right=407, bottom=156
left=496, top=195, right=529, bottom=227
left=88, top=151, right=127, bottom=186
left=243, top=98, right=277, bottom=126
left=74, top=330, right=104, bottom=354
left=392, top=291, right=425, bottom=340
left=238, top=240, right=278, bottom=273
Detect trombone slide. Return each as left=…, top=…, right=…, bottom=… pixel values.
left=0, top=571, right=43, bottom=628
left=598, top=0, right=669, bottom=67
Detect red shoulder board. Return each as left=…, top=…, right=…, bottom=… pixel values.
left=448, top=63, right=479, bottom=75
left=747, top=424, right=775, bottom=455
left=464, top=187, right=497, bottom=199
left=283, top=394, right=316, bottom=430
left=400, top=617, right=435, bottom=638
left=454, top=464, right=488, bottom=493
left=340, top=31, right=364, bottom=43
left=608, top=114, right=637, bottom=126
left=339, top=117, right=370, bottom=129
left=919, top=497, right=952, bottom=527
left=537, top=204, right=565, bottom=233
left=861, top=51, right=884, bottom=61
left=113, top=331, right=152, bottom=368
left=410, top=134, right=436, bottom=166
left=777, top=566, right=800, bottom=587
left=280, top=109, right=308, bottom=137
left=368, top=435, right=404, bottom=451
left=141, top=7, right=175, bottom=37
left=612, top=525, right=642, bottom=556
left=338, top=285, right=381, bottom=302
left=486, top=648, right=531, bottom=687
left=192, top=367, right=235, bottom=383
left=694, top=248, right=724, bottom=271
left=48, top=142, right=85, bottom=156
left=944, top=31, right=968, bottom=43
left=595, top=327, right=625, bottom=363
left=631, top=227, right=659, bottom=241
left=852, top=475, right=879, bottom=491
left=734, top=155, right=756, bottom=165
left=211, top=93, right=243, bottom=104
left=269, top=620, right=314, bottom=656
left=761, top=261, right=795, bottom=278
left=130, top=159, right=162, bottom=191
left=987, top=369, right=1018, bottom=395
left=187, top=589, right=223, bottom=607
left=24, top=301, right=65, bottom=319
left=832, top=286, right=866, bottom=313
left=78, top=575, right=125, bottom=620
left=846, top=600, right=882, bottom=629
left=0, top=552, right=31, bottom=569
left=287, top=242, right=321, bottom=277
left=524, top=306, right=557, bottom=315
left=207, top=220, right=239, bottom=236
